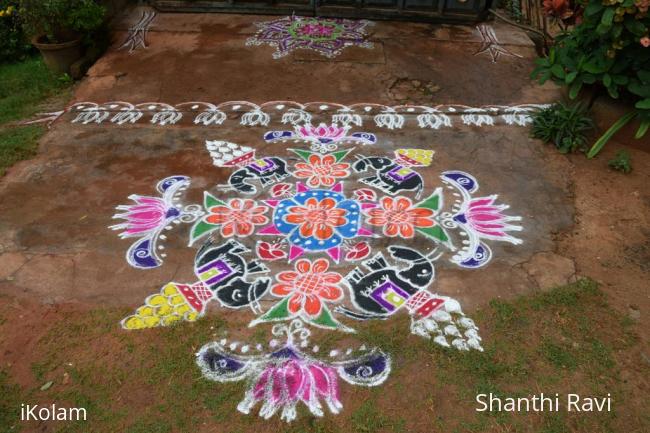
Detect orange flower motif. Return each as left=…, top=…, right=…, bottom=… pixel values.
left=205, top=198, right=269, bottom=237
left=293, top=154, right=350, bottom=187
left=365, top=196, right=435, bottom=238
left=271, top=258, right=344, bottom=317
left=285, top=197, right=347, bottom=240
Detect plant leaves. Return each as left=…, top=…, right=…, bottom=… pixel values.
left=601, top=8, right=615, bottom=27
left=565, top=71, right=578, bottom=84
left=635, top=99, right=650, bottom=110
left=587, top=112, right=637, bottom=158
left=551, top=64, right=566, bottom=79
left=603, top=74, right=612, bottom=88
left=635, top=120, right=649, bottom=139
left=629, top=81, right=650, bottom=98
left=607, top=85, right=620, bottom=99
left=585, top=2, right=604, bottom=15
left=583, top=62, right=605, bottom=74
left=569, top=81, right=583, bottom=99
left=638, top=70, right=650, bottom=84
left=624, top=17, right=646, bottom=36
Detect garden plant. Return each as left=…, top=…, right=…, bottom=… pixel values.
left=534, top=0, right=650, bottom=156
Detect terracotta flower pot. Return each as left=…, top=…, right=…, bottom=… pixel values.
left=32, top=36, right=82, bottom=75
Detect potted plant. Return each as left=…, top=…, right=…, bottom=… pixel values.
left=19, top=0, right=105, bottom=74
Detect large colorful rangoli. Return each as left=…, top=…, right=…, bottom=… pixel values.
left=111, top=120, right=523, bottom=422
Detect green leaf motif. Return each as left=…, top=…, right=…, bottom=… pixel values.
left=331, top=148, right=352, bottom=163
left=204, top=191, right=225, bottom=210
left=189, top=219, right=217, bottom=245
left=255, top=297, right=291, bottom=322
left=309, top=305, right=342, bottom=329
left=416, top=225, right=449, bottom=243
left=416, top=188, right=442, bottom=212
left=291, top=148, right=313, bottom=162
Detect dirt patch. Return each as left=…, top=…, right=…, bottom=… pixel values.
left=557, top=141, right=650, bottom=345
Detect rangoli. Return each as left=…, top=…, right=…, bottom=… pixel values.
left=118, top=9, right=156, bottom=53
left=474, top=24, right=523, bottom=63
left=110, top=117, right=523, bottom=422
left=246, top=15, right=373, bottom=59
left=28, top=100, right=550, bottom=129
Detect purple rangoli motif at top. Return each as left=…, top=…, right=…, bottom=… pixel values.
left=246, top=15, right=374, bottom=59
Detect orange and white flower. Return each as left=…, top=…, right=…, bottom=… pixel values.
left=205, top=198, right=269, bottom=237
left=271, top=258, right=344, bottom=317
left=364, top=196, right=435, bottom=238
left=285, top=197, right=347, bottom=240
left=293, top=154, right=350, bottom=188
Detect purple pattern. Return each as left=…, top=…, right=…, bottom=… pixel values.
left=387, top=165, right=417, bottom=182
left=197, top=259, right=234, bottom=285
left=246, top=16, right=373, bottom=59
left=197, top=332, right=391, bottom=423
left=370, top=281, right=410, bottom=312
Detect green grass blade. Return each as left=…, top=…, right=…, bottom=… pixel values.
left=635, top=120, right=649, bottom=139
left=587, top=112, right=637, bottom=158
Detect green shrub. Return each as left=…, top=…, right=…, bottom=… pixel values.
left=19, top=0, right=105, bottom=43
left=608, top=149, right=633, bottom=172
left=532, top=0, right=650, bottom=156
left=531, top=102, right=595, bottom=153
left=0, top=0, right=32, bottom=63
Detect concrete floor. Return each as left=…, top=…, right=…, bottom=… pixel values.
left=0, top=9, right=647, bottom=339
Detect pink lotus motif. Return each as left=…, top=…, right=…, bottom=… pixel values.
left=453, top=196, right=522, bottom=244
left=197, top=321, right=391, bottom=423
left=298, top=123, right=348, bottom=143
left=113, top=195, right=180, bottom=238
left=238, top=357, right=342, bottom=421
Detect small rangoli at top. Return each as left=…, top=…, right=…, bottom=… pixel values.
left=246, top=15, right=374, bottom=59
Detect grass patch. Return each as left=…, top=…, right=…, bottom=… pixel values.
left=0, top=125, right=43, bottom=175
left=0, top=370, right=22, bottom=432
left=0, top=57, right=71, bottom=124
left=0, top=56, right=72, bottom=175
left=2, top=279, right=646, bottom=433
left=351, top=397, right=406, bottom=433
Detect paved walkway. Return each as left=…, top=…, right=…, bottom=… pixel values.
left=0, top=8, right=647, bottom=339
left=76, top=8, right=556, bottom=105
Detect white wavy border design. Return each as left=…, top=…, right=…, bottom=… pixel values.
left=29, top=100, right=551, bottom=129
